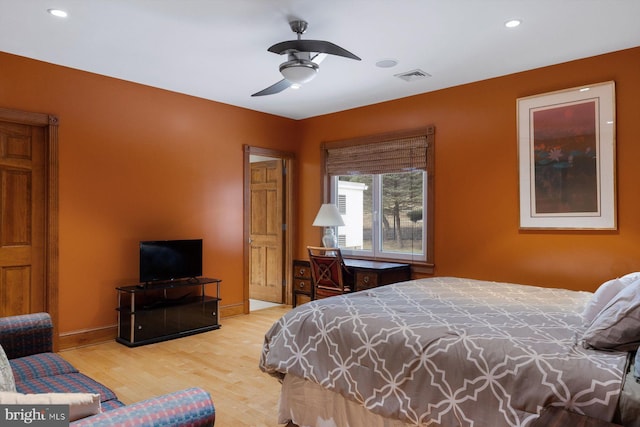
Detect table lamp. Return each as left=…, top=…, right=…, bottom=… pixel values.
left=312, top=203, right=345, bottom=248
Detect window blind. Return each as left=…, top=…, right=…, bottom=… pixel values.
left=325, top=134, right=430, bottom=176
left=337, top=194, right=347, bottom=214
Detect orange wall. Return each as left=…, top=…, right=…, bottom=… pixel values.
left=0, top=52, right=299, bottom=333
left=2, top=46, right=639, bottom=334
left=298, top=47, right=640, bottom=292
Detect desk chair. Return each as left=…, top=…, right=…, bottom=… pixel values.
left=307, top=246, right=354, bottom=299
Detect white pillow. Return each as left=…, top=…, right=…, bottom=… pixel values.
left=0, top=391, right=101, bottom=421
left=0, top=345, right=16, bottom=392
left=583, top=278, right=640, bottom=351
left=582, top=278, right=627, bottom=323
left=619, top=272, right=640, bottom=286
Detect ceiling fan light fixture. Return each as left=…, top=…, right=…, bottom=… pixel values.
left=279, top=60, right=319, bottom=84
left=253, top=19, right=360, bottom=97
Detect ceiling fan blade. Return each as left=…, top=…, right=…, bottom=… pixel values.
left=268, top=39, right=361, bottom=61
left=311, top=53, right=328, bottom=64
left=251, top=79, right=292, bottom=97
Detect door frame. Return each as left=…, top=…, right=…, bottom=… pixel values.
left=243, top=145, right=295, bottom=313
left=0, top=107, right=59, bottom=347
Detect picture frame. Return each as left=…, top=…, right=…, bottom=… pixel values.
left=517, top=81, right=616, bottom=230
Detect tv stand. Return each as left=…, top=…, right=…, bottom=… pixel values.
left=116, top=277, right=221, bottom=347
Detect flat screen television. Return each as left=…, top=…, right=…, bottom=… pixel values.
left=139, top=239, right=203, bottom=283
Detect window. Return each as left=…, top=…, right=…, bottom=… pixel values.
left=321, top=126, right=434, bottom=266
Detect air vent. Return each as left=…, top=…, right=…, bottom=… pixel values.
left=394, top=69, right=432, bottom=82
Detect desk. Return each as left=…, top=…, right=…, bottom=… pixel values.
left=292, top=259, right=411, bottom=306
left=344, top=259, right=411, bottom=291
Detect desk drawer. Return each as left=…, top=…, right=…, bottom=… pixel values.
left=293, top=260, right=312, bottom=308
left=294, top=278, right=312, bottom=293
left=355, top=271, right=379, bottom=290
left=293, top=263, right=311, bottom=279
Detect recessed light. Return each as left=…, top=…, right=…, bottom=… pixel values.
left=579, top=87, right=590, bottom=92
left=504, top=19, right=521, bottom=28
left=47, top=9, right=68, bottom=18
left=376, top=59, right=399, bottom=68
left=290, top=83, right=301, bottom=90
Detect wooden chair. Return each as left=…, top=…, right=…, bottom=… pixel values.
left=307, top=246, right=353, bottom=299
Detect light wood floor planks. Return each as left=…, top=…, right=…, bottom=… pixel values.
left=60, top=305, right=290, bottom=427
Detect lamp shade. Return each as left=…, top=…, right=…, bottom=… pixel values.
left=280, top=60, right=318, bottom=84
left=312, top=203, right=345, bottom=227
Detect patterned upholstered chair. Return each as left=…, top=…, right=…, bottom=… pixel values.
left=307, top=246, right=353, bottom=299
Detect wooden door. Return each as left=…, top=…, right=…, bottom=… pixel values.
left=0, top=120, right=46, bottom=316
left=249, top=160, right=283, bottom=302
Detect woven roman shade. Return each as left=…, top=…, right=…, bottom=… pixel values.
left=325, top=132, right=431, bottom=176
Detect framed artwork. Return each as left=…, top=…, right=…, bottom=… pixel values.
left=517, top=81, right=616, bottom=229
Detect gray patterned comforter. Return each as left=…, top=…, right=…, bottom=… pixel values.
left=260, top=277, right=628, bottom=426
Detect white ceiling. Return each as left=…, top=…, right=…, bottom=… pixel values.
left=1, top=0, right=639, bottom=120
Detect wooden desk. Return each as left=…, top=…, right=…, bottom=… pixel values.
left=292, top=259, right=411, bottom=306
left=344, top=259, right=411, bottom=291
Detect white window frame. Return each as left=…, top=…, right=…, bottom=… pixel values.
left=331, top=172, right=427, bottom=262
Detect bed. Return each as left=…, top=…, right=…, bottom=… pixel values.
left=259, top=276, right=640, bottom=427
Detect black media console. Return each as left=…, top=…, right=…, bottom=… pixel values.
left=116, top=277, right=221, bottom=347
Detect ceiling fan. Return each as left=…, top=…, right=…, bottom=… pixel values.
left=251, top=20, right=361, bottom=97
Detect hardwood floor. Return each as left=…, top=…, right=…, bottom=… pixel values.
left=60, top=305, right=290, bottom=427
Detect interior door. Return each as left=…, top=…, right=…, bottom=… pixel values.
left=0, top=120, right=46, bottom=316
left=249, top=160, right=283, bottom=303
